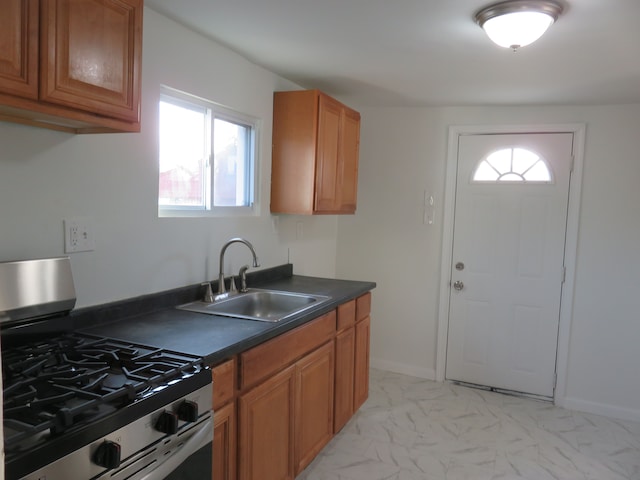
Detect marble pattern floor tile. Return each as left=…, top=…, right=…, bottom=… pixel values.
left=297, top=369, right=640, bottom=480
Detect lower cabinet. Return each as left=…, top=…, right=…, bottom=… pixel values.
left=294, top=341, right=335, bottom=474
left=354, top=315, right=371, bottom=411
left=213, top=291, right=372, bottom=480
left=238, top=365, right=296, bottom=480
left=335, top=293, right=371, bottom=432
left=238, top=341, right=335, bottom=480
left=354, top=292, right=372, bottom=411
left=333, top=327, right=355, bottom=432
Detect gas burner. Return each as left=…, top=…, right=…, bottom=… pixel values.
left=2, top=332, right=204, bottom=452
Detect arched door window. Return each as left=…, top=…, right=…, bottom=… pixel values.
left=472, top=147, right=553, bottom=183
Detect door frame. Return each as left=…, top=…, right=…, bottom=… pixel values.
left=436, top=123, right=586, bottom=405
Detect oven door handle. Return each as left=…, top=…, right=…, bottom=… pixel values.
left=139, top=416, right=213, bottom=480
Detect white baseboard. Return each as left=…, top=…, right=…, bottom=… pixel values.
left=370, top=357, right=436, bottom=381
left=558, top=396, right=640, bottom=422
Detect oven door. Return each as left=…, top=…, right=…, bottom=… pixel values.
left=162, top=438, right=212, bottom=480
left=142, top=416, right=213, bottom=480
left=134, top=415, right=213, bottom=480
left=122, top=414, right=213, bottom=480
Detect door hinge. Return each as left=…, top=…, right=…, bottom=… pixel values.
left=561, top=266, right=566, bottom=284
left=553, top=372, right=558, bottom=389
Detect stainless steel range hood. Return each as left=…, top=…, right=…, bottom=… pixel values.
left=0, top=257, right=76, bottom=325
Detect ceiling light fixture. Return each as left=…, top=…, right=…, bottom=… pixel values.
left=475, top=0, right=563, bottom=51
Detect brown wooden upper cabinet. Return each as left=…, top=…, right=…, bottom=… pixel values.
left=271, top=89, right=361, bottom=214
left=0, top=0, right=143, bottom=134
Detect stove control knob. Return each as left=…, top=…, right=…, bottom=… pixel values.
left=155, top=410, right=179, bottom=434
left=178, top=400, right=199, bottom=422
left=93, top=440, right=121, bottom=469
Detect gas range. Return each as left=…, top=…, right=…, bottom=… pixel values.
left=1, top=258, right=213, bottom=480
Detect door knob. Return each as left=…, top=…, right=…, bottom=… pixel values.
left=453, top=280, right=464, bottom=291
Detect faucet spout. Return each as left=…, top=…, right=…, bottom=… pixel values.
left=218, top=238, right=260, bottom=294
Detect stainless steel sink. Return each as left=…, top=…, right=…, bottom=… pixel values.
left=177, top=288, right=331, bottom=322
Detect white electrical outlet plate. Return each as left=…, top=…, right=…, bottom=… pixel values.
left=64, top=217, right=96, bottom=253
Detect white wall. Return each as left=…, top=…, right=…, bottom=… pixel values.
left=335, top=108, right=446, bottom=379
left=337, top=104, right=640, bottom=421
left=0, top=8, right=339, bottom=308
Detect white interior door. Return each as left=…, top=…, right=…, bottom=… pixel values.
left=445, top=132, right=573, bottom=398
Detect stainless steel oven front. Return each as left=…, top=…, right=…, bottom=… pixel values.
left=19, top=382, right=213, bottom=480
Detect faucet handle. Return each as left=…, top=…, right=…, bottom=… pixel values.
left=229, top=276, right=237, bottom=293
left=238, top=265, right=250, bottom=292
left=201, top=282, right=214, bottom=303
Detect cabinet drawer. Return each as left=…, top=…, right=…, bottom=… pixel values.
left=212, top=358, right=236, bottom=410
left=336, top=300, right=356, bottom=332
left=356, top=292, right=371, bottom=321
left=240, top=311, right=336, bottom=390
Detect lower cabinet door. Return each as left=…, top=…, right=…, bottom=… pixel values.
left=295, top=341, right=335, bottom=475
left=333, top=328, right=355, bottom=433
left=354, top=315, right=371, bottom=411
left=238, top=365, right=296, bottom=480
left=213, top=401, right=236, bottom=480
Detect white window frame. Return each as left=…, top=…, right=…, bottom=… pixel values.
left=158, top=86, right=259, bottom=218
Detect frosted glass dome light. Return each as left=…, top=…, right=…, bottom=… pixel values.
left=475, top=0, right=563, bottom=51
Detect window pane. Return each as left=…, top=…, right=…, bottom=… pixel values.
left=524, top=160, right=551, bottom=181
left=474, top=161, right=500, bottom=181
left=213, top=118, right=251, bottom=207
left=159, top=99, right=208, bottom=207
left=486, top=149, right=512, bottom=174
left=499, top=172, right=524, bottom=182
left=512, top=148, right=539, bottom=174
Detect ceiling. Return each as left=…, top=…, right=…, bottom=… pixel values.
left=144, top=0, right=640, bottom=108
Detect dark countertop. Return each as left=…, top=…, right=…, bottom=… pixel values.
left=81, top=270, right=375, bottom=365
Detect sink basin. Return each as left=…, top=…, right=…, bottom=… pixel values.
left=177, top=288, right=331, bottom=322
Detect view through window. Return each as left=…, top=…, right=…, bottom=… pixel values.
left=473, top=147, right=552, bottom=183
left=158, top=89, right=257, bottom=214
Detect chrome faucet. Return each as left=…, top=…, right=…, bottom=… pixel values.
left=218, top=238, right=259, bottom=294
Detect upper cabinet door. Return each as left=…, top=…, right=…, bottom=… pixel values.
left=338, top=107, right=360, bottom=214
left=40, top=0, right=142, bottom=122
left=314, top=94, right=342, bottom=212
left=0, top=0, right=39, bottom=99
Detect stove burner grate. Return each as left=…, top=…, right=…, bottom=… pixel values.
left=2, top=333, right=203, bottom=451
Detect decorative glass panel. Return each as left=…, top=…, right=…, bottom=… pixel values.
left=472, top=147, right=552, bottom=183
